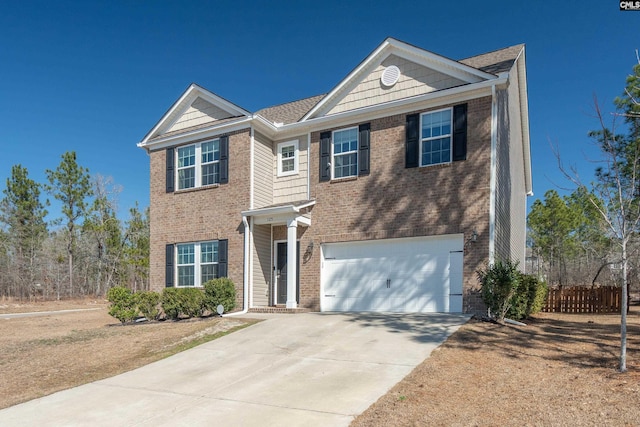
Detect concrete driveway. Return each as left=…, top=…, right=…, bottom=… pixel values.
left=0, top=312, right=468, bottom=426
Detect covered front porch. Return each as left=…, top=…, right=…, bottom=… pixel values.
left=241, top=200, right=314, bottom=310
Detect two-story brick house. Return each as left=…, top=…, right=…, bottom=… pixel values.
left=138, top=38, right=532, bottom=314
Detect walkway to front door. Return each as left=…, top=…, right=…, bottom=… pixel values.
left=276, top=241, right=299, bottom=305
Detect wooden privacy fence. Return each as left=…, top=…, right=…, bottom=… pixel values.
left=542, top=286, right=621, bottom=314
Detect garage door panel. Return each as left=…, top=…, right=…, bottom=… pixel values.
left=321, top=235, right=464, bottom=313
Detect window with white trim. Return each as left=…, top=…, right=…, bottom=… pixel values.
left=277, top=140, right=299, bottom=176
left=176, top=241, right=220, bottom=287
left=332, top=127, right=358, bottom=178
left=420, top=108, right=452, bottom=166
left=177, top=138, right=220, bottom=190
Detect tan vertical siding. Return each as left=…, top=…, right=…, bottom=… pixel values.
left=254, top=131, right=274, bottom=207
left=328, top=55, right=465, bottom=115
left=507, top=64, right=527, bottom=267
left=252, top=224, right=272, bottom=307
left=494, top=61, right=527, bottom=268
left=273, top=135, right=309, bottom=203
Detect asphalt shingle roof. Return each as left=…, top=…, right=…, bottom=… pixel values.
left=459, top=44, right=524, bottom=75
left=255, top=45, right=524, bottom=124
left=255, top=94, right=326, bottom=125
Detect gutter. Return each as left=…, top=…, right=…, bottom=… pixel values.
left=139, top=78, right=507, bottom=151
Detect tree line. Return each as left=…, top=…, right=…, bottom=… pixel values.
left=0, top=151, right=149, bottom=300
left=527, top=55, right=640, bottom=293
left=526, top=53, right=640, bottom=372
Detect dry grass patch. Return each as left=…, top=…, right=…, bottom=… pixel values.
left=0, top=299, right=256, bottom=409
left=353, top=308, right=640, bottom=427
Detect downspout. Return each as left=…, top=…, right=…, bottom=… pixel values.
left=224, top=215, right=250, bottom=316
left=488, top=84, right=497, bottom=264
left=250, top=127, right=255, bottom=209
left=307, top=132, right=311, bottom=200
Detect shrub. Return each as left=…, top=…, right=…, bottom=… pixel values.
left=161, top=288, right=181, bottom=320
left=135, top=291, right=160, bottom=321
left=477, top=260, right=521, bottom=322
left=179, top=288, right=205, bottom=318
left=505, top=276, right=529, bottom=320
left=161, top=288, right=205, bottom=320
left=107, top=286, right=138, bottom=324
left=523, top=274, right=548, bottom=316
left=203, top=278, right=237, bottom=314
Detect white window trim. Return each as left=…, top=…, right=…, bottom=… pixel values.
left=277, top=140, right=299, bottom=177
left=331, top=126, right=358, bottom=179
left=419, top=107, right=453, bottom=167
left=176, top=138, right=220, bottom=190
left=175, top=241, right=220, bottom=287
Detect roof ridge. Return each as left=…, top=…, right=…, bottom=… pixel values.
left=256, top=93, right=326, bottom=112
left=460, top=44, right=524, bottom=62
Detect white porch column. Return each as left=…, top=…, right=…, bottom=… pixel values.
left=286, top=218, right=297, bottom=309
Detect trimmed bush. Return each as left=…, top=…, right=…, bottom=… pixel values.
left=180, top=288, right=205, bottom=318
left=135, top=291, right=160, bottom=321
left=161, top=288, right=181, bottom=320
left=505, top=276, right=529, bottom=320
left=107, top=286, right=138, bottom=324
left=203, top=278, right=237, bottom=314
left=161, top=287, right=205, bottom=320
left=523, top=274, right=548, bottom=316
left=477, top=260, right=521, bottom=322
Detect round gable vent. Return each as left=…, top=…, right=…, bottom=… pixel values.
left=380, top=65, right=400, bottom=87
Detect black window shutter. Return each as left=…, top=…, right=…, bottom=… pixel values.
left=219, top=135, right=229, bottom=184
left=319, top=131, right=331, bottom=181
left=166, top=148, right=175, bottom=193
left=358, top=123, right=370, bottom=176
left=405, top=114, right=419, bottom=168
left=165, top=244, right=174, bottom=287
left=218, top=239, right=228, bottom=278
left=452, top=104, right=468, bottom=162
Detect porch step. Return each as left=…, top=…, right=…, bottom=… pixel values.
left=248, top=306, right=313, bottom=314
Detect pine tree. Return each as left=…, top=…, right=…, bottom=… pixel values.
left=45, top=152, right=92, bottom=297
left=0, top=165, right=48, bottom=298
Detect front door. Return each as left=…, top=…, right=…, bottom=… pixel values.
left=276, top=242, right=300, bottom=305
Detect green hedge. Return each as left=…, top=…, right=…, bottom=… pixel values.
left=161, top=287, right=205, bottom=320
left=135, top=291, right=160, bottom=321
left=106, top=286, right=138, bottom=324
left=106, top=280, right=238, bottom=323
left=478, top=261, right=548, bottom=322
left=203, top=278, right=237, bottom=314
left=523, top=274, right=548, bottom=316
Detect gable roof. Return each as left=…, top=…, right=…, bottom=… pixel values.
left=300, top=37, right=504, bottom=121
left=139, top=83, right=251, bottom=147
left=139, top=40, right=525, bottom=147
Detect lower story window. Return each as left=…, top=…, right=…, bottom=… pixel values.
left=176, top=241, right=220, bottom=287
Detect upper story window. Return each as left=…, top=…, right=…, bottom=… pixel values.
left=177, top=139, right=220, bottom=190
left=176, top=240, right=221, bottom=287
left=420, top=108, right=452, bottom=166
left=319, top=124, right=370, bottom=182
left=277, top=140, right=299, bottom=177
left=201, top=140, right=220, bottom=185
left=332, top=127, right=359, bottom=179
left=405, top=104, right=466, bottom=169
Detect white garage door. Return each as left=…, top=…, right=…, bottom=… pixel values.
left=321, top=235, right=463, bottom=313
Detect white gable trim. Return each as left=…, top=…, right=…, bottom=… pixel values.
left=139, top=84, right=251, bottom=147
left=301, top=38, right=497, bottom=121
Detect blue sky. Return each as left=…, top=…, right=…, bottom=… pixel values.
left=0, top=0, right=638, bottom=223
